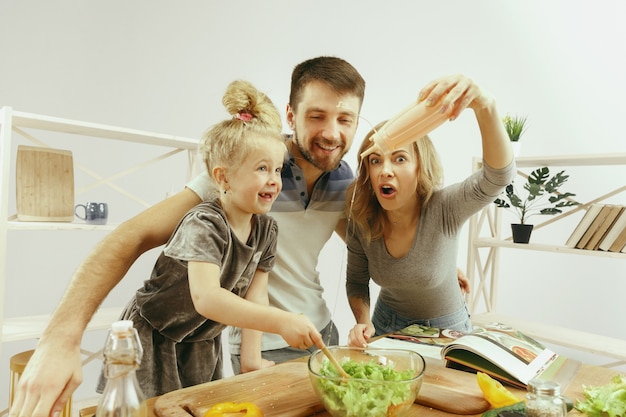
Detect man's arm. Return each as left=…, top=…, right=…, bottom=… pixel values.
left=334, top=218, right=347, bottom=242
left=239, top=269, right=275, bottom=373
left=10, top=187, right=202, bottom=417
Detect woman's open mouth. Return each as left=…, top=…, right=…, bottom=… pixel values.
left=379, top=184, right=396, bottom=197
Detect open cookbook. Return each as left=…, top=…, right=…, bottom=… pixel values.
left=369, top=322, right=580, bottom=389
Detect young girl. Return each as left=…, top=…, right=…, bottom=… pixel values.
left=98, top=80, right=323, bottom=397
left=345, top=74, right=515, bottom=347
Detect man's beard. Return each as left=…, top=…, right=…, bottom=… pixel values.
left=293, top=134, right=344, bottom=172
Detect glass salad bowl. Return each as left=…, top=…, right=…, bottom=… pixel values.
left=307, top=346, right=426, bottom=417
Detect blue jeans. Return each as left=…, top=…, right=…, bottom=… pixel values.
left=372, top=298, right=472, bottom=336
left=230, top=320, right=338, bottom=375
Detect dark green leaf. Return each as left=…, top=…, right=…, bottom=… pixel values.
left=528, top=167, right=549, bottom=185
left=540, top=208, right=562, bottom=215
left=494, top=198, right=510, bottom=208
left=492, top=166, right=579, bottom=224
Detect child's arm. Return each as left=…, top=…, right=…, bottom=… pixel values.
left=188, top=262, right=323, bottom=350
left=240, top=269, right=275, bottom=373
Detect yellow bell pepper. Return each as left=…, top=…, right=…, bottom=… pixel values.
left=476, top=372, right=521, bottom=408
left=203, top=401, right=264, bottom=417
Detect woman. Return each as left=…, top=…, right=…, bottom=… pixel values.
left=346, top=74, right=515, bottom=347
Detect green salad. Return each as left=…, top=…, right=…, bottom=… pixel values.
left=575, top=374, right=626, bottom=417
left=315, top=358, right=416, bottom=417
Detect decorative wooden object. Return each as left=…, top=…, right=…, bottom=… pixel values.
left=16, top=145, right=74, bottom=221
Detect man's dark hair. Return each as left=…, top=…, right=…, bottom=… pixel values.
left=289, top=56, right=365, bottom=112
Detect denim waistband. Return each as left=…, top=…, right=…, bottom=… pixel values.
left=372, top=298, right=472, bottom=336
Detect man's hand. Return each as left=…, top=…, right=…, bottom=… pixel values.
left=241, top=358, right=276, bottom=374
left=9, top=340, right=82, bottom=417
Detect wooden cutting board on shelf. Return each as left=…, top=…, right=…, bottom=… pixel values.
left=154, top=359, right=490, bottom=417
left=16, top=145, right=74, bottom=222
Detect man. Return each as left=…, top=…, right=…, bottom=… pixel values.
left=10, top=56, right=365, bottom=417
left=227, top=57, right=364, bottom=372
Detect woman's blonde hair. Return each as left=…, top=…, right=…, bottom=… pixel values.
left=200, top=80, right=284, bottom=180
left=346, top=121, right=444, bottom=243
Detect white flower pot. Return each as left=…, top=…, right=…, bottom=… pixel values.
left=511, top=141, right=522, bottom=157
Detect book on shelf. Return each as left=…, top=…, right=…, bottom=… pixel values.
left=584, top=205, right=625, bottom=250
left=608, top=222, right=626, bottom=252
left=598, top=208, right=626, bottom=251
left=565, top=204, right=603, bottom=248
left=575, top=204, right=614, bottom=249
left=376, top=323, right=580, bottom=389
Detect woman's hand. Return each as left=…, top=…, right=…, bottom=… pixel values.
left=457, top=267, right=471, bottom=294
left=418, top=74, right=511, bottom=169
left=418, top=74, right=494, bottom=120
left=348, top=323, right=376, bottom=347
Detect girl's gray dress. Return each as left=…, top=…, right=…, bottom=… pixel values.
left=97, top=198, right=278, bottom=397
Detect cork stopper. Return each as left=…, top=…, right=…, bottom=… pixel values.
left=111, top=320, right=133, bottom=334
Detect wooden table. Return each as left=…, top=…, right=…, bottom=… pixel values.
left=83, top=359, right=620, bottom=417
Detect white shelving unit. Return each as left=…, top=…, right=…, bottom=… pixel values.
left=465, top=153, right=626, bottom=368
left=0, top=105, right=200, bottom=361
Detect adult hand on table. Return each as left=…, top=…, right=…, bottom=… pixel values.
left=9, top=338, right=81, bottom=417
left=348, top=323, right=376, bottom=348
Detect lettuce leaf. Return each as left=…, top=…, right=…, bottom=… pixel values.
left=316, top=358, right=415, bottom=417
left=575, top=374, right=626, bottom=417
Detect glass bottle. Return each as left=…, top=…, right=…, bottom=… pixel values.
left=525, top=379, right=567, bottom=417
left=360, top=100, right=448, bottom=158
left=96, top=320, right=147, bottom=417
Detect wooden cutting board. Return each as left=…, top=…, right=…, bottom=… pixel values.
left=16, top=145, right=74, bottom=221
left=154, top=359, right=491, bottom=417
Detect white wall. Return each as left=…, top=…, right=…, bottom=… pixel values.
left=1, top=0, right=625, bottom=408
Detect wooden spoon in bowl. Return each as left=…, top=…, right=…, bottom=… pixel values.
left=321, top=344, right=350, bottom=379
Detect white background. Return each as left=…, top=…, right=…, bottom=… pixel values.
left=1, top=0, right=625, bottom=409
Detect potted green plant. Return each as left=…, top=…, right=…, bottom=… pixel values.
left=494, top=167, right=579, bottom=243
left=503, top=114, right=528, bottom=157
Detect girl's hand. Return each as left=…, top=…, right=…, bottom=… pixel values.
left=348, top=323, right=376, bottom=348
left=280, top=313, right=324, bottom=350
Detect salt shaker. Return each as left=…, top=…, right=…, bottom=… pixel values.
left=525, top=379, right=567, bottom=417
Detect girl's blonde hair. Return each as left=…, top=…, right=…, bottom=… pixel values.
left=200, top=80, right=284, bottom=180
left=346, top=121, right=444, bottom=243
